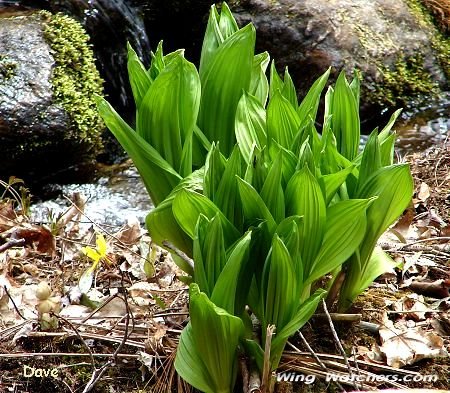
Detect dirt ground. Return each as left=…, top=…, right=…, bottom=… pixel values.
left=0, top=140, right=449, bottom=393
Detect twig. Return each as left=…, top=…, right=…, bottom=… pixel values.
left=295, top=334, right=346, bottom=392
left=0, top=353, right=140, bottom=359
left=56, top=314, right=96, bottom=368
left=313, top=313, right=361, bottom=322
left=3, top=285, right=28, bottom=320
left=261, top=325, right=275, bottom=393
left=322, top=299, right=359, bottom=391
left=162, top=240, right=194, bottom=270
left=82, top=275, right=133, bottom=393
left=249, top=365, right=261, bottom=393
left=0, top=238, right=25, bottom=252
left=240, top=356, right=250, bottom=393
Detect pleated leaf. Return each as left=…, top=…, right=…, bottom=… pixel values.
left=250, top=52, right=270, bottom=106
left=281, top=67, right=298, bottom=108
left=260, top=153, right=285, bottom=222
left=267, top=91, right=301, bottom=150
left=319, top=165, right=355, bottom=205
left=237, top=177, right=277, bottom=234
left=269, top=61, right=284, bottom=99
left=198, top=23, right=256, bottom=156
left=175, top=284, right=244, bottom=393
left=331, top=71, right=360, bottom=160
left=95, top=95, right=181, bottom=206
left=297, top=68, right=330, bottom=126
left=235, top=91, right=267, bottom=164
left=357, top=130, right=381, bottom=194
left=262, top=235, right=297, bottom=334
left=306, top=198, right=372, bottom=284
left=285, top=167, right=326, bottom=269
left=173, top=189, right=240, bottom=248
left=194, top=214, right=226, bottom=296
left=211, top=231, right=252, bottom=315
left=199, top=5, right=222, bottom=77
left=137, top=56, right=201, bottom=173
left=356, top=164, right=413, bottom=263
left=339, top=247, right=397, bottom=311
left=215, top=146, right=244, bottom=229
left=218, top=2, right=239, bottom=41
left=148, top=40, right=165, bottom=81
left=270, top=289, right=326, bottom=368
left=146, top=169, right=204, bottom=263
left=204, top=143, right=226, bottom=201
left=127, top=43, right=151, bottom=108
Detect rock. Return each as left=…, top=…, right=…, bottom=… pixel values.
left=0, top=11, right=104, bottom=185
left=230, top=0, right=449, bottom=116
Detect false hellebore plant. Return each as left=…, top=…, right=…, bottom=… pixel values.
left=96, top=2, right=413, bottom=391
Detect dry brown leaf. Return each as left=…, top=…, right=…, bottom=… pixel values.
left=417, top=182, right=430, bottom=203
left=115, top=216, right=143, bottom=245
left=379, top=322, right=448, bottom=367
left=10, top=224, right=56, bottom=255
left=393, top=294, right=429, bottom=321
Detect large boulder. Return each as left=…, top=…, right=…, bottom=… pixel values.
left=230, top=0, right=449, bottom=116
left=0, top=11, right=104, bottom=185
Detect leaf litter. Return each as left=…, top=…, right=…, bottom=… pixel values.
left=0, top=142, right=449, bottom=392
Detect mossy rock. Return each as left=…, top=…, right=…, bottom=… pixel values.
left=230, top=0, right=449, bottom=118
left=0, top=10, right=104, bottom=185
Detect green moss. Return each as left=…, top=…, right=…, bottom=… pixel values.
left=0, top=54, right=17, bottom=80
left=405, top=0, right=450, bottom=80
left=40, top=11, right=104, bottom=154
left=370, top=53, right=440, bottom=106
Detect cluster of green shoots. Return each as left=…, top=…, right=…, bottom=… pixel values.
left=95, top=3, right=413, bottom=392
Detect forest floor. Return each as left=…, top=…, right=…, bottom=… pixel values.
left=0, top=141, right=449, bottom=393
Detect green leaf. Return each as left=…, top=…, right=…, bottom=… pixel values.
left=199, top=5, right=222, bottom=76
left=319, top=165, right=355, bottom=205
left=235, top=91, right=267, bottom=164
left=379, top=108, right=402, bottom=142
left=250, top=52, right=270, bottom=106
left=285, top=167, right=326, bottom=269
left=281, top=67, right=298, bottom=108
left=204, top=143, right=226, bottom=201
left=175, top=284, right=244, bottom=393
left=198, top=23, right=256, bottom=156
left=331, top=71, right=360, bottom=160
left=95, top=95, right=181, bottom=206
left=137, top=55, right=201, bottom=173
left=237, top=177, right=277, bottom=234
left=146, top=169, right=204, bottom=262
left=339, top=247, right=397, bottom=310
left=357, top=130, right=381, bottom=194
left=262, top=235, right=297, bottom=333
left=297, top=68, right=330, bottom=126
left=173, top=189, right=240, bottom=248
left=211, top=231, right=252, bottom=315
left=269, top=61, right=284, bottom=99
left=379, top=133, right=396, bottom=167
left=218, top=2, right=239, bottom=40
left=357, top=164, right=413, bottom=264
left=215, top=146, right=244, bottom=229
left=306, top=198, right=372, bottom=284
left=148, top=40, right=165, bottom=81
left=243, top=145, right=269, bottom=192
left=260, top=153, right=285, bottom=222
left=194, top=214, right=226, bottom=296
left=127, top=43, right=151, bottom=108
left=267, top=91, right=301, bottom=150
left=270, top=289, right=326, bottom=368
